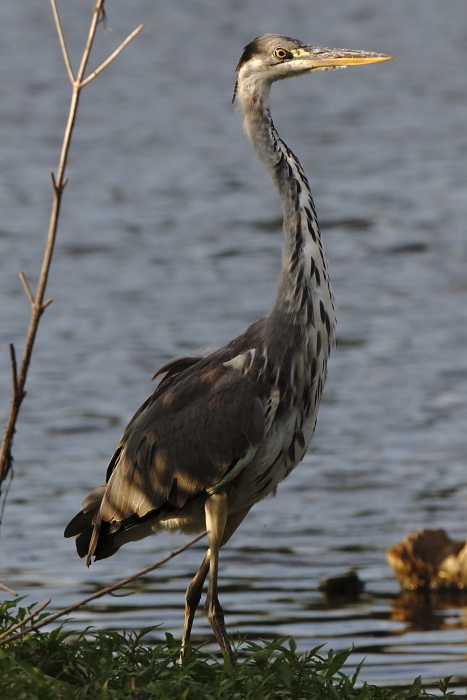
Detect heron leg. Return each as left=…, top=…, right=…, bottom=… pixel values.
left=180, top=551, right=210, bottom=659
left=180, top=504, right=251, bottom=664
left=203, top=491, right=237, bottom=665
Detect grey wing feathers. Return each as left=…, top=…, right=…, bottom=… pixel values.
left=151, top=355, right=202, bottom=389
left=65, top=349, right=269, bottom=561
left=100, top=361, right=266, bottom=522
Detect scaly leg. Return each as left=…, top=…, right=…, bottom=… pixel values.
left=180, top=504, right=251, bottom=664
left=180, top=551, right=210, bottom=660
left=203, top=491, right=235, bottom=664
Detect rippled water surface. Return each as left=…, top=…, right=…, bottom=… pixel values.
left=1, top=0, right=467, bottom=688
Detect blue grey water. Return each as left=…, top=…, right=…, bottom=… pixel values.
left=1, top=0, right=467, bottom=688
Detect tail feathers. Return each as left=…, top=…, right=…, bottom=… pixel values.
left=86, top=513, right=102, bottom=566
left=75, top=526, right=93, bottom=558
left=64, top=484, right=106, bottom=538
left=65, top=483, right=172, bottom=564
left=67, top=511, right=121, bottom=562
left=73, top=519, right=121, bottom=562
left=64, top=484, right=121, bottom=563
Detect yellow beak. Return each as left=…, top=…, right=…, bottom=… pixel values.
left=291, top=47, right=393, bottom=68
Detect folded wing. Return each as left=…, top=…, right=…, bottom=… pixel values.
left=65, top=352, right=268, bottom=561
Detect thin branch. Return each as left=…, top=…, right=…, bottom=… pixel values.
left=49, top=0, right=75, bottom=84
left=9, top=345, right=18, bottom=398
left=0, top=468, right=13, bottom=529
left=18, top=273, right=34, bottom=307
left=0, top=1, right=142, bottom=503
left=0, top=599, right=51, bottom=640
left=0, top=582, right=17, bottom=596
left=0, top=532, right=207, bottom=646
left=80, top=23, right=144, bottom=87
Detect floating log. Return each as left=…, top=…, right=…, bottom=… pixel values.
left=386, top=528, right=467, bottom=590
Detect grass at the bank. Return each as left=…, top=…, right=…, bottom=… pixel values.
left=0, top=599, right=462, bottom=699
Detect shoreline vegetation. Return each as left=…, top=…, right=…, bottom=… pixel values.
left=0, top=598, right=463, bottom=700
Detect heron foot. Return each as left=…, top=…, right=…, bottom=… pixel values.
left=204, top=595, right=236, bottom=667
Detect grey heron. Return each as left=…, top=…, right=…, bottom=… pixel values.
left=65, top=34, right=391, bottom=664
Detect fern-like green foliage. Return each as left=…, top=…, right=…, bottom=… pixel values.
left=0, top=599, right=461, bottom=699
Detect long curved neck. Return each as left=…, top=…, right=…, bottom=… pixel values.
left=237, top=80, right=335, bottom=359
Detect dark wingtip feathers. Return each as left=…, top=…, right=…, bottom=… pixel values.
left=75, top=528, right=93, bottom=559
left=64, top=510, right=90, bottom=539
left=72, top=517, right=120, bottom=563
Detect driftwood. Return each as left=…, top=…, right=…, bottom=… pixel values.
left=0, top=0, right=143, bottom=513
left=386, top=528, right=467, bottom=590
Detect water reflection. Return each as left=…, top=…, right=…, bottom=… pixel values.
left=390, top=590, right=467, bottom=634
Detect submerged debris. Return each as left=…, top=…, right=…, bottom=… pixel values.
left=318, top=571, right=364, bottom=599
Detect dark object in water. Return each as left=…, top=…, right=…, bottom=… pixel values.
left=318, top=571, right=364, bottom=598
left=386, top=528, right=467, bottom=590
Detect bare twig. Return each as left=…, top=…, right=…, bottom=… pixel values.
left=18, top=273, right=35, bottom=308
left=8, top=345, right=19, bottom=399
left=0, top=599, right=51, bottom=640
left=0, top=469, right=13, bottom=531
left=49, top=0, right=75, bottom=84
left=80, top=23, right=144, bottom=87
left=0, top=582, right=17, bottom=596
left=0, top=0, right=143, bottom=508
left=0, top=532, right=207, bottom=646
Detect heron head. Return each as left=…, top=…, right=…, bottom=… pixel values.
left=233, top=34, right=391, bottom=102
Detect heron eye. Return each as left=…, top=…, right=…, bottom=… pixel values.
left=274, top=48, right=290, bottom=60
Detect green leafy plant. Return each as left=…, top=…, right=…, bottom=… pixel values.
left=0, top=599, right=465, bottom=699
